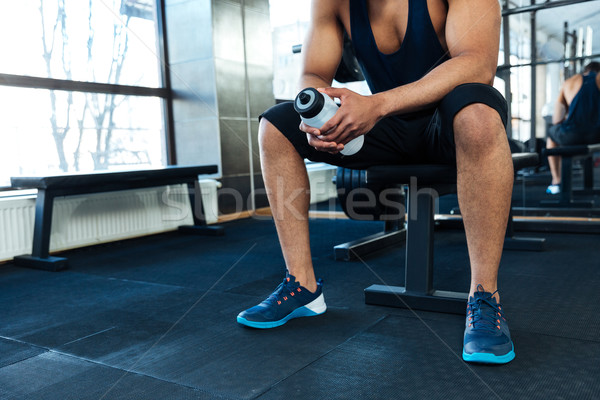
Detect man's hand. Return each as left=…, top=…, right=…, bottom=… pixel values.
left=301, top=121, right=344, bottom=154
left=300, top=87, right=382, bottom=154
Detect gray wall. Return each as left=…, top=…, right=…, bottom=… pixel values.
left=165, top=0, right=275, bottom=213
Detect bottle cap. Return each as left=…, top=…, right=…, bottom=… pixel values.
left=294, top=87, right=324, bottom=119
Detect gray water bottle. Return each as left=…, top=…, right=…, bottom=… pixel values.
left=294, top=87, right=364, bottom=156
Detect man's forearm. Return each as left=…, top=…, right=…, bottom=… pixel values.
left=552, top=98, right=567, bottom=125
left=552, top=110, right=566, bottom=125
left=299, top=73, right=333, bottom=93
left=373, top=55, right=496, bottom=118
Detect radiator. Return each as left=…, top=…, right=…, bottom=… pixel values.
left=0, top=185, right=195, bottom=262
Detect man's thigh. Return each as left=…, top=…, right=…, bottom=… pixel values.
left=424, top=83, right=509, bottom=164
left=548, top=124, right=599, bottom=146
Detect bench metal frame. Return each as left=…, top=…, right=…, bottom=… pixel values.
left=10, top=166, right=223, bottom=271
left=334, top=153, right=541, bottom=314
left=541, top=144, right=600, bottom=208
left=363, top=181, right=469, bottom=314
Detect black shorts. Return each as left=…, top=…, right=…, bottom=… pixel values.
left=260, top=83, right=508, bottom=169
left=548, top=123, right=600, bottom=146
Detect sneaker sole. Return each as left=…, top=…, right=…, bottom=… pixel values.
left=237, top=294, right=326, bottom=329
left=462, top=343, right=515, bottom=364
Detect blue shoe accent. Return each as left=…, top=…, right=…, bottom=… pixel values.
left=462, top=344, right=515, bottom=364
left=237, top=274, right=326, bottom=329
left=463, top=285, right=515, bottom=364
left=546, top=184, right=560, bottom=195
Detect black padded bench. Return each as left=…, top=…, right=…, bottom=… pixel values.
left=356, top=153, right=540, bottom=314
left=10, top=165, right=223, bottom=271
left=542, top=143, right=600, bottom=208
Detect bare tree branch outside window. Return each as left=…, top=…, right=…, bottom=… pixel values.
left=39, top=0, right=71, bottom=172
left=39, top=0, right=145, bottom=173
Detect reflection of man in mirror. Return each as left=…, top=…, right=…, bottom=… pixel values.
left=546, top=61, right=600, bottom=194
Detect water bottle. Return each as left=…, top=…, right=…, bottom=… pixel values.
left=293, top=87, right=364, bottom=156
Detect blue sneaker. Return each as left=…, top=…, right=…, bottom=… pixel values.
left=462, top=285, right=515, bottom=364
left=237, top=274, right=327, bottom=329
left=546, top=184, right=560, bottom=195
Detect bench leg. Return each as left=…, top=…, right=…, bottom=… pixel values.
left=584, top=157, right=594, bottom=190
left=334, top=219, right=406, bottom=261
left=178, top=181, right=224, bottom=236
left=573, top=157, right=600, bottom=195
left=14, top=189, right=68, bottom=271
left=503, top=208, right=546, bottom=251
left=365, top=188, right=467, bottom=314
left=541, top=157, right=595, bottom=208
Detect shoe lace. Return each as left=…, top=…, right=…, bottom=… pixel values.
left=466, top=290, right=506, bottom=333
left=264, top=276, right=302, bottom=306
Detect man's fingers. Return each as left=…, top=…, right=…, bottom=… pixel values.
left=318, top=87, right=347, bottom=99
left=322, top=121, right=355, bottom=145
left=307, top=134, right=342, bottom=153
left=299, top=121, right=320, bottom=136
left=319, top=113, right=342, bottom=136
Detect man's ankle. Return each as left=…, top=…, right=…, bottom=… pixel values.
left=469, top=284, right=499, bottom=302
left=289, top=273, right=317, bottom=293
left=285, top=266, right=317, bottom=292
left=298, top=278, right=318, bottom=293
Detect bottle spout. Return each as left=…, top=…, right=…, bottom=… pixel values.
left=298, top=92, right=310, bottom=105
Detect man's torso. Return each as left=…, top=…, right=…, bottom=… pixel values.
left=332, top=0, right=450, bottom=55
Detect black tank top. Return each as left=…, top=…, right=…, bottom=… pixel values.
left=562, top=72, right=600, bottom=136
left=349, top=0, right=449, bottom=94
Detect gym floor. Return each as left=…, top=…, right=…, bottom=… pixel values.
left=1, top=166, right=599, bottom=399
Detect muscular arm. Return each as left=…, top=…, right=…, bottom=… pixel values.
left=552, top=87, right=568, bottom=125
left=552, top=74, right=583, bottom=124
left=317, top=0, right=502, bottom=149
left=374, top=0, right=501, bottom=116
left=298, top=0, right=346, bottom=152
left=299, top=0, right=343, bottom=92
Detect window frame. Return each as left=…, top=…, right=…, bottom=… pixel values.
left=0, top=0, right=175, bottom=191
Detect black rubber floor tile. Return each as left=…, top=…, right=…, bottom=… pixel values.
left=28, top=309, right=177, bottom=362
left=64, top=221, right=287, bottom=292
left=54, top=291, right=250, bottom=368
left=0, top=273, right=179, bottom=341
left=127, top=305, right=385, bottom=399
left=499, top=273, right=600, bottom=342
left=259, top=314, right=600, bottom=400
left=0, top=337, right=46, bottom=369
left=0, top=352, right=221, bottom=400
left=1, top=210, right=599, bottom=399
left=103, top=286, right=231, bottom=325
left=499, top=232, right=600, bottom=279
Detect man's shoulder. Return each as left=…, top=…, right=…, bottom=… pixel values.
left=562, top=74, right=583, bottom=104
left=312, top=0, right=346, bottom=16
left=564, top=74, right=583, bottom=90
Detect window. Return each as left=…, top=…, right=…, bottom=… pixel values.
left=268, top=0, right=370, bottom=101
left=268, top=0, right=311, bottom=100
left=0, top=0, right=168, bottom=188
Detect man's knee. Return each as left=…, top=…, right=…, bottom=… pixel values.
left=259, top=117, right=285, bottom=153
left=546, top=136, right=558, bottom=148
left=259, top=116, right=306, bottom=163
left=258, top=117, right=273, bottom=145
left=453, top=103, right=506, bottom=152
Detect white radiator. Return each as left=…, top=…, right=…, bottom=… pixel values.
left=0, top=197, right=35, bottom=260
left=0, top=185, right=196, bottom=262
